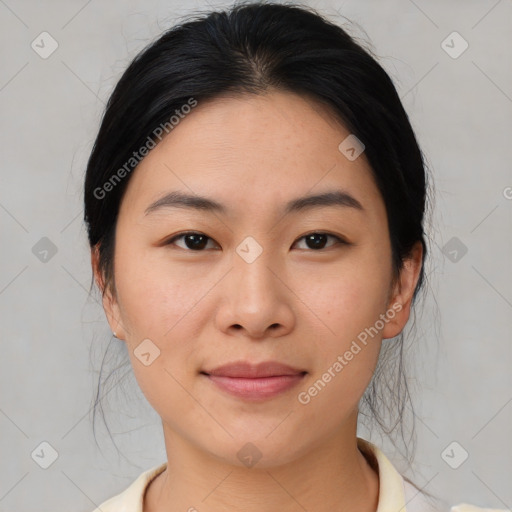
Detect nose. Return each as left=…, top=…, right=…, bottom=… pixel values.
left=214, top=246, right=296, bottom=340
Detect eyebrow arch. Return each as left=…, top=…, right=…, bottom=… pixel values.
left=144, top=189, right=364, bottom=216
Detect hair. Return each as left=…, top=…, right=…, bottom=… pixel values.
left=84, top=0, right=435, bottom=496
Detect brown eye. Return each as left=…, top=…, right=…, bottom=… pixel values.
left=166, top=232, right=218, bottom=251
left=293, top=232, right=347, bottom=250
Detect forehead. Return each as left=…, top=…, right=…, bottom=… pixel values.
left=118, top=91, right=385, bottom=222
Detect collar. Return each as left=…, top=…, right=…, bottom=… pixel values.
left=93, top=437, right=408, bottom=512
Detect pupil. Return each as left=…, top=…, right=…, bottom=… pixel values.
left=186, top=234, right=207, bottom=250
left=307, top=233, right=327, bottom=249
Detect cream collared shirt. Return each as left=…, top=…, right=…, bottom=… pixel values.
left=91, top=438, right=507, bottom=512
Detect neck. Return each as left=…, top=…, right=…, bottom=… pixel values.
left=144, top=419, right=379, bottom=512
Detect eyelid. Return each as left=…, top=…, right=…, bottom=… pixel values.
left=294, top=231, right=349, bottom=248
left=164, top=231, right=219, bottom=250
left=164, top=230, right=350, bottom=250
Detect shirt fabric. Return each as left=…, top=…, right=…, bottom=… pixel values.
left=91, top=437, right=506, bottom=512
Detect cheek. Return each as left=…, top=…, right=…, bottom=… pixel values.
left=294, top=250, right=390, bottom=387
left=294, top=275, right=384, bottom=420
left=301, top=258, right=390, bottom=343
left=114, top=262, right=203, bottom=418
left=114, top=246, right=205, bottom=339
left=113, top=253, right=207, bottom=390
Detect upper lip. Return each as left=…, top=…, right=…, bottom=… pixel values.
left=202, top=361, right=306, bottom=378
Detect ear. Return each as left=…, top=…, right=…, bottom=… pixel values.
left=381, top=241, right=423, bottom=340
left=91, top=245, right=127, bottom=340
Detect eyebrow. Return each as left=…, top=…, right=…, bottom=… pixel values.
left=144, top=189, right=364, bottom=216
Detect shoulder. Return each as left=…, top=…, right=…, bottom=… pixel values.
left=403, top=480, right=508, bottom=512
left=450, top=505, right=510, bottom=512
left=403, top=478, right=442, bottom=512
left=358, top=437, right=507, bottom=512
left=89, top=462, right=167, bottom=512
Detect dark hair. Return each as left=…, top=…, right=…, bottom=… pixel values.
left=84, top=0, right=434, bottom=493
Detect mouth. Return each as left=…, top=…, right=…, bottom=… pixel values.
left=200, top=361, right=307, bottom=401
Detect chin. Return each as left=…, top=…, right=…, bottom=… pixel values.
left=194, top=431, right=312, bottom=470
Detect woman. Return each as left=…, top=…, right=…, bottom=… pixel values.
left=84, top=3, right=501, bottom=511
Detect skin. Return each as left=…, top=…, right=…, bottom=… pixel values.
left=92, top=90, right=423, bottom=512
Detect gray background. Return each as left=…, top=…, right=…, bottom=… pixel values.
left=0, top=0, right=511, bottom=511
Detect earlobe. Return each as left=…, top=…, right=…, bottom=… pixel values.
left=90, top=246, right=127, bottom=340
left=101, top=286, right=126, bottom=341
left=381, top=241, right=423, bottom=340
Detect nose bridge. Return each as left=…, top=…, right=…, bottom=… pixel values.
left=224, top=234, right=290, bottom=329
left=232, top=234, right=279, bottom=301
left=212, top=229, right=296, bottom=338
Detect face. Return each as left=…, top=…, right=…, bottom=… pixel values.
left=93, top=91, right=422, bottom=468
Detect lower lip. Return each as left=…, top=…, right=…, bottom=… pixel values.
left=204, top=373, right=306, bottom=401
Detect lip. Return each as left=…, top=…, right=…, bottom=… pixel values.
left=204, top=361, right=306, bottom=378
left=201, top=361, right=307, bottom=401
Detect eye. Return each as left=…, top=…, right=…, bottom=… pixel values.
left=165, top=231, right=219, bottom=251
left=164, top=231, right=348, bottom=251
left=293, top=232, right=347, bottom=250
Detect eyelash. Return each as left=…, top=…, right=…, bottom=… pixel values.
left=164, top=231, right=349, bottom=251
